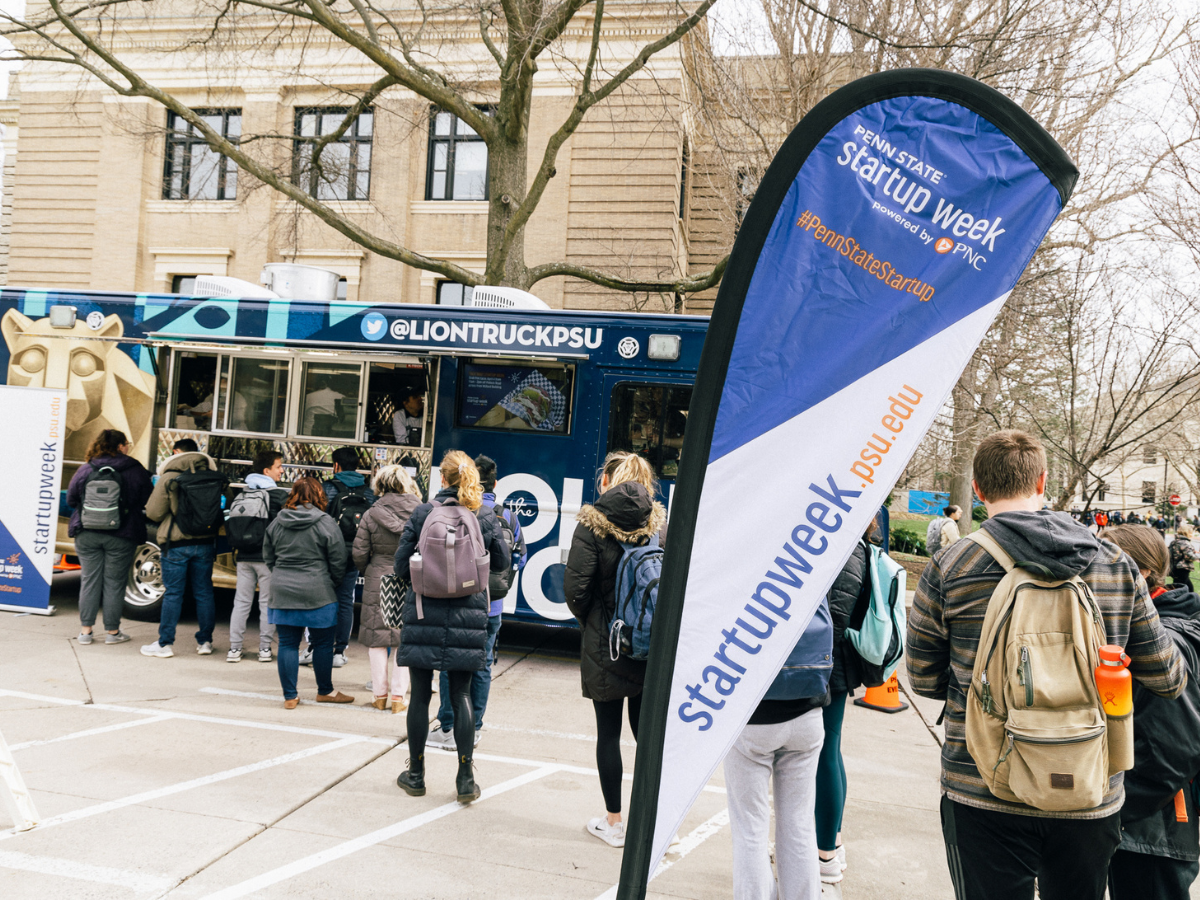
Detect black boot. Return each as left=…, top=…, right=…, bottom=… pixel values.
left=397, top=755, right=426, bottom=796
left=456, top=755, right=480, bottom=804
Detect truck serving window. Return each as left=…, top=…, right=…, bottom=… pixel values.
left=457, top=359, right=574, bottom=434
left=608, top=383, right=692, bottom=479
left=298, top=361, right=360, bottom=439
left=171, top=351, right=218, bottom=430
left=226, top=357, right=289, bottom=434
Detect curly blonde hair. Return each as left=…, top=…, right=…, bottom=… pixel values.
left=372, top=464, right=421, bottom=498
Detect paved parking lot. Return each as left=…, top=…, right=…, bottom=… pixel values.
left=0, top=574, right=954, bottom=899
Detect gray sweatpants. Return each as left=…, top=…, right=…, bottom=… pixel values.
left=75, top=530, right=137, bottom=632
left=723, top=707, right=825, bottom=900
left=229, top=561, right=275, bottom=651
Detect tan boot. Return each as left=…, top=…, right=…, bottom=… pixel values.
left=391, top=696, right=408, bottom=714
left=371, top=696, right=387, bottom=710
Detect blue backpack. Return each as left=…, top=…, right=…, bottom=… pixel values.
left=763, top=596, right=834, bottom=701
left=844, top=540, right=907, bottom=686
left=608, top=534, right=664, bottom=661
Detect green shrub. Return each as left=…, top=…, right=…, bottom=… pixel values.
left=890, top=523, right=928, bottom=557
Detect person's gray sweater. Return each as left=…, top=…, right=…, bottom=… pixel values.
left=263, top=504, right=347, bottom=610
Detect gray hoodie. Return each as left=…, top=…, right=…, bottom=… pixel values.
left=980, top=509, right=1101, bottom=581
left=263, top=504, right=348, bottom=610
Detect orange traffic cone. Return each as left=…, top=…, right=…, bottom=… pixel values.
left=853, top=674, right=909, bottom=714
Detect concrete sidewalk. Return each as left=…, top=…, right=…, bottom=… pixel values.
left=0, top=573, right=952, bottom=899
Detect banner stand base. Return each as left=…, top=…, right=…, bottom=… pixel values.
left=0, top=604, right=55, bottom=616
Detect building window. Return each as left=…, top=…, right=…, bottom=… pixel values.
left=1097, top=482, right=1108, bottom=501
left=679, top=139, right=689, bottom=220
left=171, top=275, right=198, bottom=295
left=1142, top=481, right=1157, bottom=504
left=163, top=110, right=241, bottom=201
left=293, top=108, right=373, bottom=201
left=437, top=281, right=474, bottom=306
left=1143, top=445, right=1158, bottom=464
left=426, top=109, right=488, bottom=201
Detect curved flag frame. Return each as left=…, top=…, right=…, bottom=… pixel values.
left=617, top=68, right=1078, bottom=897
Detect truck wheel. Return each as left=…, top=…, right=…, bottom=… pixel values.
left=124, top=542, right=165, bottom=621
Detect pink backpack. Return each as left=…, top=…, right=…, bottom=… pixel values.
left=410, top=499, right=490, bottom=616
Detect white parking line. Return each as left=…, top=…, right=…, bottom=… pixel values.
left=8, top=714, right=172, bottom=751
left=0, top=737, right=364, bottom=842
left=195, top=764, right=561, bottom=900
left=0, top=849, right=173, bottom=893
left=591, top=808, right=731, bottom=900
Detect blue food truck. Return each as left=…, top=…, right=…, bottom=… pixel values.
left=0, top=285, right=707, bottom=625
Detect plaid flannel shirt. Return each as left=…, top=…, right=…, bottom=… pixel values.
left=907, top=533, right=1186, bottom=819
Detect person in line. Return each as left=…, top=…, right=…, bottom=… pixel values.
left=1170, top=522, right=1197, bottom=590
left=725, top=606, right=831, bottom=900
left=428, top=454, right=527, bottom=749
left=1101, top=525, right=1200, bottom=900
left=67, top=429, right=153, bottom=646
left=564, top=451, right=666, bottom=848
left=141, top=439, right=220, bottom=659
left=314, top=447, right=375, bottom=668
left=392, top=389, right=426, bottom=446
left=264, top=477, right=352, bottom=708
left=815, top=521, right=873, bottom=884
left=352, top=465, right=421, bottom=713
left=227, top=449, right=289, bottom=663
left=393, top=451, right=509, bottom=803
left=907, top=430, right=1186, bottom=900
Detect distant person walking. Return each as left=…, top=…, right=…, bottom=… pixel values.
left=564, top=451, right=666, bottom=848
left=264, top=477, right=352, bottom=708
left=907, top=430, right=1185, bottom=900
left=1170, top=523, right=1197, bottom=589
left=815, top=521, right=874, bottom=884
left=226, top=450, right=289, bottom=663
left=66, top=429, right=153, bottom=646
left=926, top=505, right=963, bottom=556
left=141, top=439, right=223, bottom=659
left=351, top=465, right=420, bottom=713
left=393, top=451, right=509, bottom=804
left=1102, top=525, right=1200, bottom=900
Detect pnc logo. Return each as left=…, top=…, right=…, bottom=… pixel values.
left=934, top=237, right=954, bottom=254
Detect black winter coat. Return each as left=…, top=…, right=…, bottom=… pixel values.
left=828, top=541, right=869, bottom=695
left=393, top=488, right=509, bottom=672
left=1119, top=586, right=1200, bottom=862
left=563, top=482, right=667, bottom=702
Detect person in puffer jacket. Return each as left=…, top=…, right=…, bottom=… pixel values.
left=393, top=451, right=509, bottom=805
left=564, top=451, right=666, bottom=849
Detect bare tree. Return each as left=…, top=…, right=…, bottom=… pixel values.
left=2, top=0, right=726, bottom=296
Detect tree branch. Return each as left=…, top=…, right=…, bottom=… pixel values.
left=528, top=255, right=727, bottom=294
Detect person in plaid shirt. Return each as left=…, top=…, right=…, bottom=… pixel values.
left=907, top=430, right=1186, bottom=900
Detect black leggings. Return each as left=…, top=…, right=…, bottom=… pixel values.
left=593, top=694, right=642, bottom=814
left=409, top=668, right=474, bottom=760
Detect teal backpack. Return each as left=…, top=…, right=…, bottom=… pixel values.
left=844, top=541, right=907, bottom=686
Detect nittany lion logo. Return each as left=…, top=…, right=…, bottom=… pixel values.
left=2, top=309, right=157, bottom=465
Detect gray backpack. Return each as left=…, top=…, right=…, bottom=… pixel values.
left=410, top=499, right=490, bottom=610
left=926, top=517, right=947, bottom=556
left=80, top=465, right=124, bottom=531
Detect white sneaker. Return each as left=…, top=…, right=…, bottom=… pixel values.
left=332, top=652, right=347, bottom=668
left=226, top=648, right=243, bottom=663
left=140, top=641, right=173, bottom=658
left=197, top=642, right=213, bottom=656
left=258, top=648, right=273, bottom=663
left=836, top=844, right=847, bottom=871
left=298, top=647, right=313, bottom=666
left=426, top=727, right=455, bottom=750
left=586, top=816, right=625, bottom=848
left=819, top=855, right=844, bottom=884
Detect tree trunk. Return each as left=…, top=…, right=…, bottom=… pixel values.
left=948, top=368, right=978, bottom=535
left=485, top=134, right=531, bottom=289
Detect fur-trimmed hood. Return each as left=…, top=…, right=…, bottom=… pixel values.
left=576, top=481, right=665, bottom=544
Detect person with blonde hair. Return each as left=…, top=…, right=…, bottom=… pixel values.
left=1170, top=522, right=1197, bottom=590
left=564, top=450, right=666, bottom=847
left=352, top=465, right=421, bottom=713
left=393, top=451, right=510, bottom=803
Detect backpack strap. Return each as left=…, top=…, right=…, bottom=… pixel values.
left=965, top=529, right=1015, bottom=573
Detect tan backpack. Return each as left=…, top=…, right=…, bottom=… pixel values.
left=964, top=530, right=1133, bottom=811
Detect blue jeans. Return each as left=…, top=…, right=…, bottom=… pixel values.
left=334, top=566, right=357, bottom=653
left=277, top=624, right=335, bottom=699
left=158, top=543, right=216, bottom=647
left=438, top=615, right=501, bottom=731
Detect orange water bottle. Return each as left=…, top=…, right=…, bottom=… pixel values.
left=1095, top=645, right=1133, bottom=716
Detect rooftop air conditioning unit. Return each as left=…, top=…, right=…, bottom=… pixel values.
left=192, top=276, right=278, bottom=299
left=468, top=286, right=551, bottom=310
left=261, top=263, right=341, bottom=303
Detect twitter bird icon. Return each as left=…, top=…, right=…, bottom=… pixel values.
left=361, top=312, right=387, bottom=341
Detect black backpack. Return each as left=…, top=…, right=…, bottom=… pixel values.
left=329, top=484, right=373, bottom=542
left=489, top=506, right=517, bottom=598
left=170, top=468, right=228, bottom=538
left=80, top=465, right=125, bottom=531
